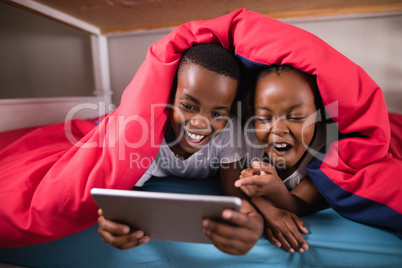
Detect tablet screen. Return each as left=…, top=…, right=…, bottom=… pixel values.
left=91, top=188, right=242, bottom=244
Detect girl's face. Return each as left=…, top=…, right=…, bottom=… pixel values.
left=253, top=70, right=317, bottom=170
left=167, top=63, right=238, bottom=157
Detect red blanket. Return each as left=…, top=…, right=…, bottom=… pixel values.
left=0, top=8, right=401, bottom=248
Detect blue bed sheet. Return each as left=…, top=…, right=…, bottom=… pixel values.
left=1, top=176, right=401, bottom=268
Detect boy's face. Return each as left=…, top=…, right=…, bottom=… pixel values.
left=168, top=64, right=238, bottom=156
left=253, top=71, right=317, bottom=169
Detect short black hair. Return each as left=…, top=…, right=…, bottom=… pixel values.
left=177, top=43, right=240, bottom=81
left=257, top=64, right=313, bottom=82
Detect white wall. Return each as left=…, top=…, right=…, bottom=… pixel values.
left=108, top=31, right=168, bottom=106
left=1, top=4, right=400, bottom=113
left=289, top=14, right=402, bottom=114
left=107, top=14, right=402, bottom=113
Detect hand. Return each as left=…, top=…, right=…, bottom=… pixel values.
left=251, top=197, right=309, bottom=253
left=201, top=200, right=263, bottom=255
left=97, top=209, right=150, bottom=250
left=235, top=161, right=283, bottom=197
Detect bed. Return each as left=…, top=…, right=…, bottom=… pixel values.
left=1, top=8, right=402, bottom=268
left=0, top=176, right=402, bottom=268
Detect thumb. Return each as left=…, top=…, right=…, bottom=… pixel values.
left=252, top=161, right=275, bottom=173
left=98, top=209, right=104, bottom=216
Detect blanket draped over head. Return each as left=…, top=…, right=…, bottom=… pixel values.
left=0, top=8, right=401, bottom=248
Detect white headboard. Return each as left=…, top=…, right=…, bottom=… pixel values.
left=0, top=96, right=114, bottom=132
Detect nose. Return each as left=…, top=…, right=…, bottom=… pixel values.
left=271, top=117, right=288, bottom=137
left=189, top=116, right=209, bottom=130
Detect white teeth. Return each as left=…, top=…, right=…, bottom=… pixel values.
left=272, top=142, right=288, bottom=149
left=187, top=131, right=205, bottom=141
left=273, top=143, right=287, bottom=148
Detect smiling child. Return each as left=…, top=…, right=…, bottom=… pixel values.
left=236, top=64, right=328, bottom=254
left=98, top=44, right=263, bottom=255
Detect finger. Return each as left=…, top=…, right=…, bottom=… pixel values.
left=204, top=227, right=251, bottom=255
left=252, top=161, right=276, bottom=173
left=202, top=212, right=259, bottom=243
left=240, top=185, right=262, bottom=197
left=98, top=216, right=130, bottom=235
left=234, top=178, right=243, bottom=188
left=290, top=214, right=309, bottom=252
left=265, top=228, right=282, bottom=248
left=203, top=214, right=251, bottom=242
left=239, top=185, right=251, bottom=196
left=202, top=219, right=255, bottom=256
left=225, top=206, right=263, bottom=239
left=235, top=176, right=267, bottom=188
left=223, top=209, right=254, bottom=230
left=283, top=221, right=307, bottom=253
left=98, top=209, right=104, bottom=216
left=202, top=219, right=239, bottom=242
left=291, top=214, right=309, bottom=234
left=100, top=229, right=149, bottom=250
left=240, top=168, right=258, bottom=178
left=269, top=227, right=294, bottom=253
left=203, top=201, right=262, bottom=241
left=118, top=232, right=150, bottom=250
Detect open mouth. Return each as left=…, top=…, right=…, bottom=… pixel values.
left=271, top=142, right=293, bottom=154
left=184, top=130, right=208, bottom=144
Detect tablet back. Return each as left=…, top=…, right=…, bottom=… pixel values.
left=91, top=188, right=242, bottom=244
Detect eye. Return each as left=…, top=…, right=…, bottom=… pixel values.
left=254, top=116, right=272, bottom=124
left=288, top=115, right=307, bottom=121
left=181, top=103, right=197, bottom=111
left=211, top=112, right=227, bottom=119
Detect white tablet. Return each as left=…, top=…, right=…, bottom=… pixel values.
left=91, top=188, right=242, bottom=244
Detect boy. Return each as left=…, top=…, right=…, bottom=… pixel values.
left=236, top=65, right=327, bottom=254
left=98, top=44, right=263, bottom=255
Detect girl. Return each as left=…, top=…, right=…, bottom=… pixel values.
left=236, top=65, right=328, bottom=254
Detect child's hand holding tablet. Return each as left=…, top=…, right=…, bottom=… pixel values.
left=93, top=188, right=263, bottom=255
left=92, top=188, right=241, bottom=244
